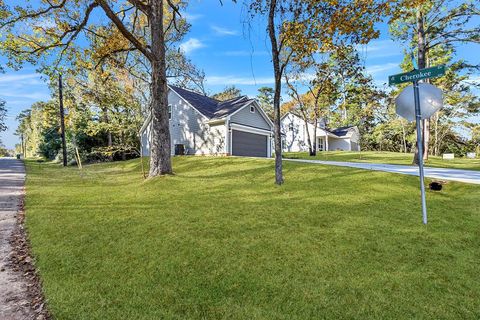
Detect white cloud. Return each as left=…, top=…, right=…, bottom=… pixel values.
left=0, top=88, right=49, bottom=101
left=0, top=73, right=44, bottom=84
left=206, top=75, right=274, bottom=86
left=179, top=38, right=205, bottom=54
left=365, top=63, right=399, bottom=76
left=182, top=12, right=203, bottom=22
left=468, top=76, right=480, bottom=85
left=0, top=72, right=49, bottom=100
left=358, top=39, right=405, bottom=59
left=211, top=25, right=238, bottom=36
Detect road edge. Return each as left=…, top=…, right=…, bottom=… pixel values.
left=7, top=168, right=51, bottom=320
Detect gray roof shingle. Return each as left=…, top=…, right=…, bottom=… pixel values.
left=169, top=85, right=253, bottom=119
left=330, top=126, right=355, bottom=137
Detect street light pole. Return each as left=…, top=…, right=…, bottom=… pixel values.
left=59, top=74, right=67, bottom=167
left=413, top=79, right=427, bottom=224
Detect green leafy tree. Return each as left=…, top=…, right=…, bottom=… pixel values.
left=247, top=0, right=390, bottom=184
left=256, top=87, right=274, bottom=119
left=0, top=0, right=192, bottom=176
left=211, top=86, right=242, bottom=101
left=390, top=0, right=480, bottom=162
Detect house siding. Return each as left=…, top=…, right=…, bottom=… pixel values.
left=328, top=138, right=351, bottom=151
left=141, top=90, right=226, bottom=156
left=230, top=103, right=271, bottom=131
left=281, top=113, right=315, bottom=152
left=280, top=112, right=360, bottom=152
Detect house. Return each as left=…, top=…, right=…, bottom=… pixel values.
left=281, top=112, right=361, bottom=152
left=140, top=85, right=274, bottom=158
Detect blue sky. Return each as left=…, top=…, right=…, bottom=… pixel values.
left=0, top=1, right=478, bottom=149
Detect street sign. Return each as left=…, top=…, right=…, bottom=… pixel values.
left=390, top=64, right=446, bottom=225
left=395, top=83, right=443, bottom=121
left=388, top=65, right=446, bottom=86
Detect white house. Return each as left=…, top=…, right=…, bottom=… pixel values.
left=281, top=112, right=361, bottom=152
left=140, top=85, right=274, bottom=158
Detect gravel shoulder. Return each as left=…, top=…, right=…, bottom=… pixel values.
left=0, top=158, right=44, bottom=319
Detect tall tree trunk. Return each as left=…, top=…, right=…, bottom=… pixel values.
left=121, top=132, right=126, bottom=161
left=268, top=0, right=283, bottom=185
left=401, top=120, right=407, bottom=153
left=423, top=119, right=430, bottom=160
left=149, top=0, right=172, bottom=176
left=102, top=107, right=113, bottom=161
left=434, top=113, right=439, bottom=156
left=312, top=119, right=318, bottom=156
left=413, top=8, right=428, bottom=165
left=299, top=110, right=313, bottom=155
left=21, top=134, right=25, bottom=156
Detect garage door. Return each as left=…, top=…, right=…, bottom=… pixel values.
left=232, top=130, right=267, bottom=157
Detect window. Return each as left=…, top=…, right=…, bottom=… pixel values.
left=250, top=106, right=255, bottom=113
left=168, top=105, right=172, bottom=120
left=289, top=123, right=294, bottom=131
left=318, top=138, right=324, bottom=151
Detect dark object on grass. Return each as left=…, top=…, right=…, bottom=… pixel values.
left=429, top=181, right=443, bottom=191
left=174, top=144, right=185, bottom=156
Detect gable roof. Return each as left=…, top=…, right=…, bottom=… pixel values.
left=330, top=126, right=357, bottom=137
left=280, top=112, right=357, bottom=139
left=169, top=85, right=254, bottom=119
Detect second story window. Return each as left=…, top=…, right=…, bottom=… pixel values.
left=250, top=106, right=255, bottom=113
left=169, top=105, right=172, bottom=120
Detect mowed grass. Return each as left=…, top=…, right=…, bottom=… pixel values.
left=283, top=151, right=480, bottom=171
left=25, top=157, right=480, bottom=319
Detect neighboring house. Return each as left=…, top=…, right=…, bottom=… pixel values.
left=281, top=112, right=361, bottom=152
left=140, top=85, right=274, bottom=158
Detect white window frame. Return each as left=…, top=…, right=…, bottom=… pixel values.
left=250, top=105, right=255, bottom=113
left=168, top=104, right=172, bottom=120
left=318, top=138, right=324, bottom=151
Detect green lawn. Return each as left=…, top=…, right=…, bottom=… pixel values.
left=283, top=151, right=480, bottom=171
left=25, top=157, right=480, bottom=319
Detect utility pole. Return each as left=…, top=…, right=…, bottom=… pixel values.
left=59, top=74, right=67, bottom=167
left=21, top=133, right=25, bottom=157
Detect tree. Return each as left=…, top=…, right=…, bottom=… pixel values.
left=211, top=86, right=242, bottom=101
left=247, top=0, right=390, bottom=184
left=0, top=99, right=6, bottom=144
left=0, top=0, right=191, bottom=176
left=65, top=54, right=144, bottom=161
left=390, top=0, right=480, bottom=163
left=285, top=45, right=377, bottom=156
left=256, top=87, right=274, bottom=119
left=0, top=142, right=9, bottom=157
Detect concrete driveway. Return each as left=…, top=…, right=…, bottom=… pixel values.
left=284, top=158, right=480, bottom=185
left=0, top=158, right=34, bottom=319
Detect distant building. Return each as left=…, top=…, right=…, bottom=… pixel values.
left=281, top=112, right=360, bottom=152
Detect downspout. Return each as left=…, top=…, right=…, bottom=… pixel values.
left=226, top=116, right=231, bottom=156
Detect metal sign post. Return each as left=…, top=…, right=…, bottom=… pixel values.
left=390, top=65, right=445, bottom=225
left=412, top=80, right=428, bottom=224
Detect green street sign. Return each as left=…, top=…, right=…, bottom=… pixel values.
left=389, top=65, right=446, bottom=86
